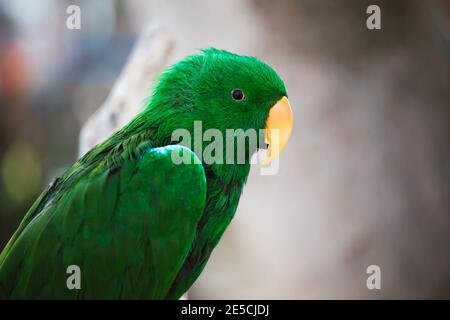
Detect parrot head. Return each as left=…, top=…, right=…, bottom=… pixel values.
left=147, top=48, right=293, bottom=165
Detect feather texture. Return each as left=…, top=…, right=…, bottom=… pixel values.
left=0, top=48, right=287, bottom=299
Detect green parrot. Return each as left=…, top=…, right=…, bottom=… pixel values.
left=0, top=48, right=293, bottom=299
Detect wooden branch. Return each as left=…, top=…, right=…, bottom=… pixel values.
left=78, top=24, right=173, bottom=157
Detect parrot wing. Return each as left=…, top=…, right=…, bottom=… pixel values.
left=0, top=145, right=206, bottom=299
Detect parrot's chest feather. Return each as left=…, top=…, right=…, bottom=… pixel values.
left=165, top=164, right=249, bottom=299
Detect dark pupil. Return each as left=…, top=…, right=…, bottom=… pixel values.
left=232, top=89, right=244, bottom=100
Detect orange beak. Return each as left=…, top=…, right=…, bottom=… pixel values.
left=260, top=96, right=293, bottom=165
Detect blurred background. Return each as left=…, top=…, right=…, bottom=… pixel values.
left=0, top=0, right=449, bottom=299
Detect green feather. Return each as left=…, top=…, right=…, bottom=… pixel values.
left=0, top=48, right=287, bottom=299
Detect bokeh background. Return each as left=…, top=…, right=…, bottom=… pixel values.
left=0, top=0, right=449, bottom=299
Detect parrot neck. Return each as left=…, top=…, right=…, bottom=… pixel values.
left=206, top=162, right=250, bottom=188
left=113, top=105, right=254, bottom=186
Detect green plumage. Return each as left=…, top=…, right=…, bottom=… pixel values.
left=0, top=48, right=287, bottom=299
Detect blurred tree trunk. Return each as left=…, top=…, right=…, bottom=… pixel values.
left=78, top=25, right=172, bottom=156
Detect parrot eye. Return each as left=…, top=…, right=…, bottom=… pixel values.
left=231, top=88, right=245, bottom=101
